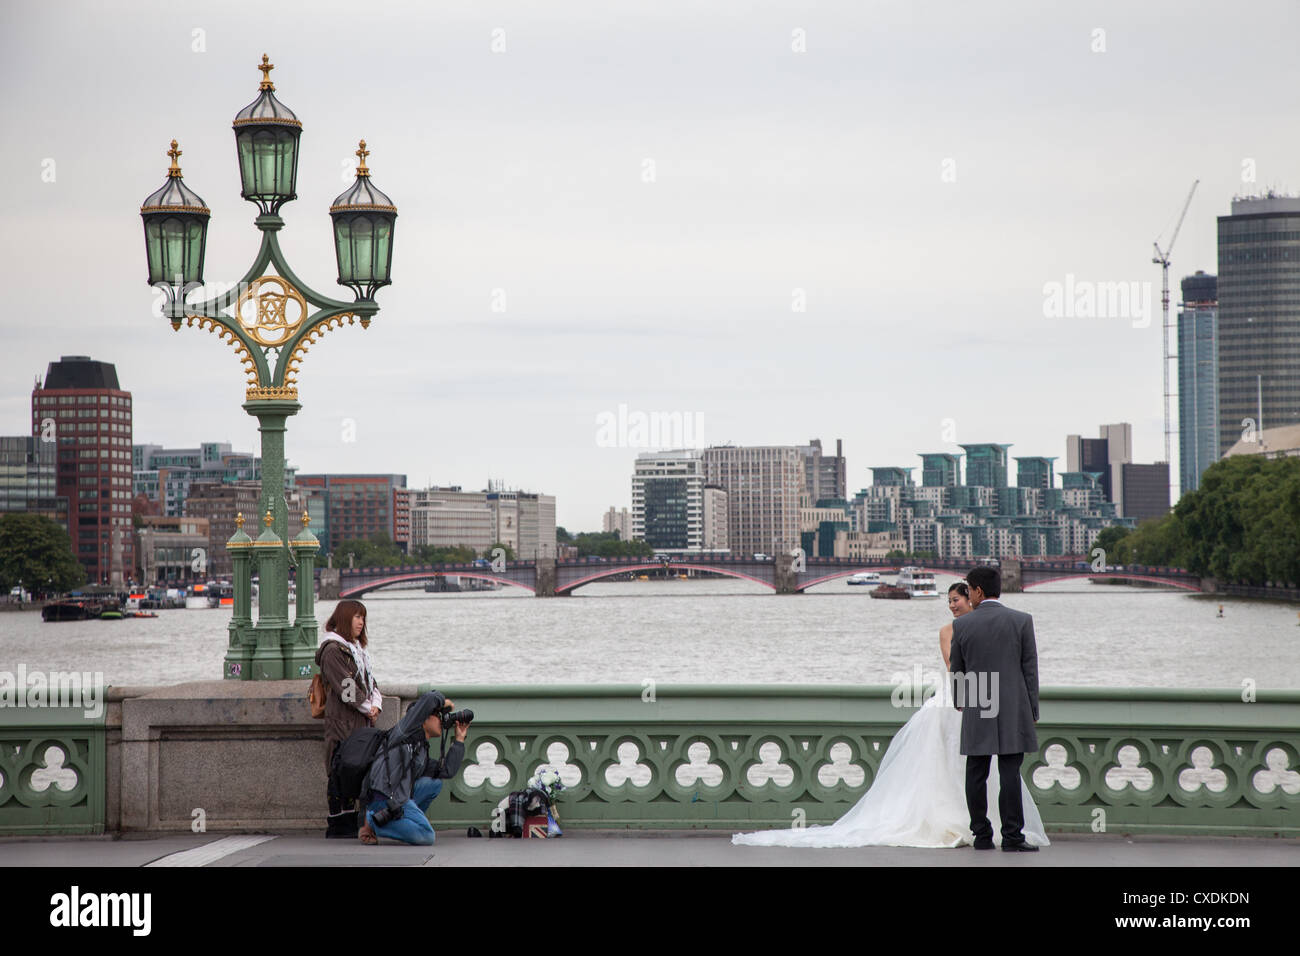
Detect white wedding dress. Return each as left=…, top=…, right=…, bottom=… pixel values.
left=732, top=677, right=1050, bottom=849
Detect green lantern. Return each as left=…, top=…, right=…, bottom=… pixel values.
left=330, top=140, right=398, bottom=300
left=233, top=54, right=302, bottom=215
left=140, top=139, right=210, bottom=291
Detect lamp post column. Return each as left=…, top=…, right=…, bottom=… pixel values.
left=247, top=399, right=299, bottom=680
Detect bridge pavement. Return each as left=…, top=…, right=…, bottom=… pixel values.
left=2, top=830, right=1292, bottom=867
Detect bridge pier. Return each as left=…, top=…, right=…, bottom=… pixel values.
left=535, top=558, right=557, bottom=598
left=999, top=558, right=1022, bottom=593
left=775, top=552, right=801, bottom=595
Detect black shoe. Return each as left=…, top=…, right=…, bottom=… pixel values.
left=1001, top=842, right=1039, bottom=852
left=973, top=838, right=995, bottom=850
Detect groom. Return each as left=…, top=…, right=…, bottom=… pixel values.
left=948, top=566, right=1040, bottom=852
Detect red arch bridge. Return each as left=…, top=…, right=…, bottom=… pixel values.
left=327, top=555, right=1205, bottom=599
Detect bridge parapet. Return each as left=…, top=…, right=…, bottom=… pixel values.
left=2, top=684, right=1294, bottom=837
left=417, top=684, right=1298, bottom=836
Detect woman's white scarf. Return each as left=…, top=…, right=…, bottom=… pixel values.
left=321, top=630, right=377, bottom=702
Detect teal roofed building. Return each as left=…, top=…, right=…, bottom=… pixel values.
left=920, top=453, right=962, bottom=487
left=959, top=444, right=1012, bottom=487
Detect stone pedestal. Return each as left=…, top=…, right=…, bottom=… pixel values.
left=114, top=681, right=401, bottom=833
left=318, top=568, right=341, bottom=600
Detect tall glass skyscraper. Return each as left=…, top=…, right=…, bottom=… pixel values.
left=1216, top=196, right=1300, bottom=454
left=1177, top=271, right=1218, bottom=494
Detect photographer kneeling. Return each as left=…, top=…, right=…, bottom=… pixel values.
left=363, top=690, right=471, bottom=846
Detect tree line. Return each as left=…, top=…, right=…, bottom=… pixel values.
left=1091, top=454, right=1300, bottom=587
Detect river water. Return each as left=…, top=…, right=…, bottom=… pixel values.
left=6, top=575, right=1298, bottom=690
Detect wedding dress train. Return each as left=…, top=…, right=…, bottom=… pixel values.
left=732, top=688, right=1051, bottom=848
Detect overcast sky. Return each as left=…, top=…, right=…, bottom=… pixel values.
left=3, top=0, right=1298, bottom=530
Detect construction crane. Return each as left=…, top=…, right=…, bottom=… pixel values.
left=1152, top=179, right=1199, bottom=467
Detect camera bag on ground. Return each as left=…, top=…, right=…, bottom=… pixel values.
left=502, top=788, right=551, bottom=837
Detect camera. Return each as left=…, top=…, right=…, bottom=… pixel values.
left=371, top=799, right=402, bottom=828
left=439, top=706, right=474, bottom=726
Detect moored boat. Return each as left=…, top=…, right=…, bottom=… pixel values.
left=186, top=583, right=215, bottom=609
left=42, top=599, right=97, bottom=622
left=870, top=584, right=912, bottom=600
left=847, top=572, right=882, bottom=586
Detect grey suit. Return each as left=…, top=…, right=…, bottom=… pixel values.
left=948, top=599, right=1039, bottom=756
left=949, top=598, right=1040, bottom=846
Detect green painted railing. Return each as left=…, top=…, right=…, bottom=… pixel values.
left=1, top=685, right=1294, bottom=838
left=418, top=685, right=1300, bottom=837
left=0, top=705, right=105, bottom=835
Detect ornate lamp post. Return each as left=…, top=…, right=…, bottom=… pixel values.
left=140, top=55, right=397, bottom=680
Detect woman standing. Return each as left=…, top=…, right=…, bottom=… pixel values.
left=316, top=599, right=383, bottom=839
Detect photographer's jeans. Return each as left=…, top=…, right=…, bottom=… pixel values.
left=366, top=778, right=443, bottom=845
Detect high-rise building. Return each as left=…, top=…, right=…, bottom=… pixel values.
left=920, top=453, right=961, bottom=488
left=801, top=438, right=847, bottom=502
left=1098, top=423, right=1134, bottom=509
left=960, top=444, right=1011, bottom=488
left=701, top=445, right=802, bottom=555
left=1121, top=463, right=1171, bottom=524
left=1178, top=271, right=1219, bottom=495
left=702, top=485, right=728, bottom=552
left=31, top=356, right=134, bottom=586
left=1217, top=196, right=1300, bottom=454
left=871, top=467, right=914, bottom=487
left=393, top=487, right=412, bottom=552
left=601, top=506, right=632, bottom=540
left=1015, top=457, right=1055, bottom=490
left=0, top=436, right=68, bottom=532
left=1065, top=435, right=1111, bottom=501
left=294, top=474, right=406, bottom=555
left=632, top=451, right=704, bottom=553
left=1066, top=425, right=1132, bottom=507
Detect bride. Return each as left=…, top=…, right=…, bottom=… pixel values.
left=732, top=582, right=1050, bottom=849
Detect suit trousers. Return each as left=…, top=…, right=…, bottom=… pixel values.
left=964, top=752, right=1026, bottom=845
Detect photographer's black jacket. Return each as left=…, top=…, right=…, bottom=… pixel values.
left=365, top=690, right=465, bottom=806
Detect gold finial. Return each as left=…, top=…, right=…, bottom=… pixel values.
left=235, top=512, right=245, bottom=529
left=167, top=139, right=183, bottom=178
left=263, top=509, right=274, bottom=528
left=355, top=140, right=370, bottom=177
left=258, top=54, right=275, bottom=91
left=301, top=511, right=311, bottom=528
